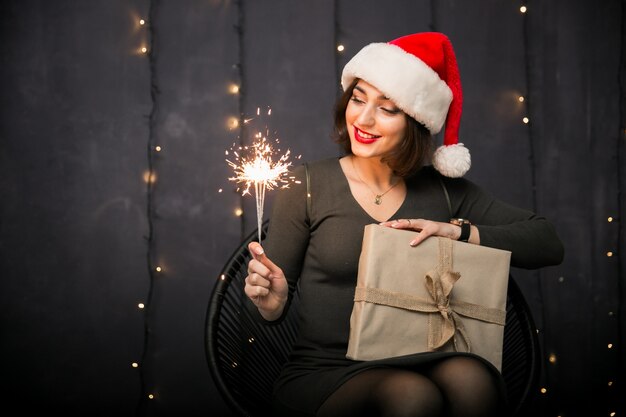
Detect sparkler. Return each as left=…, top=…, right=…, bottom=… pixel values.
left=226, top=109, right=298, bottom=243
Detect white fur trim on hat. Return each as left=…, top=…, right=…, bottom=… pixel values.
left=341, top=43, right=453, bottom=134
left=432, top=143, right=471, bottom=178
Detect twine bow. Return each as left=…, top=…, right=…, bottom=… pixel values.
left=353, top=238, right=506, bottom=353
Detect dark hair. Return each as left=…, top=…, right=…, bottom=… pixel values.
left=332, top=78, right=433, bottom=178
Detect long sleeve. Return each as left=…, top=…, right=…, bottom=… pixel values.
left=244, top=164, right=310, bottom=324
left=443, top=176, right=564, bottom=269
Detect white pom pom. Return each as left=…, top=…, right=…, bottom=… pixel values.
left=432, top=143, right=471, bottom=178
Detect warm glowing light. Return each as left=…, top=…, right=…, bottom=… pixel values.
left=248, top=337, right=255, bottom=343
left=518, top=96, right=525, bottom=102
left=520, top=6, right=527, bottom=13
left=138, top=303, right=145, bottom=309
left=227, top=117, right=239, bottom=129
left=608, top=381, right=613, bottom=386
left=148, top=394, right=154, bottom=399
left=220, top=274, right=225, bottom=280
left=227, top=134, right=294, bottom=242
left=608, top=216, right=613, bottom=222
left=610, top=413, right=615, bottom=417
left=607, top=251, right=613, bottom=257
left=608, top=343, right=613, bottom=349
left=143, top=170, right=157, bottom=184
left=548, top=354, right=556, bottom=363
left=155, top=266, right=162, bottom=272
left=337, top=44, right=345, bottom=52
left=229, top=84, right=240, bottom=94
left=155, top=145, right=162, bottom=152
left=139, top=19, right=146, bottom=25
left=132, top=362, right=139, bottom=368
left=234, top=208, right=243, bottom=217
left=522, top=117, right=530, bottom=124
left=540, top=387, right=547, bottom=394
left=141, top=46, right=148, bottom=54
left=218, top=188, right=223, bottom=193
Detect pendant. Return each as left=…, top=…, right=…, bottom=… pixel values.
left=374, top=195, right=382, bottom=205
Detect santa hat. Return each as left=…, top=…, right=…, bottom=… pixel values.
left=341, top=32, right=470, bottom=177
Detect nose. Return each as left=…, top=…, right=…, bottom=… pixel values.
left=356, top=104, right=375, bottom=127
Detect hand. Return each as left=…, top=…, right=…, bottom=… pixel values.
left=245, top=242, right=289, bottom=321
left=379, top=218, right=464, bottom=246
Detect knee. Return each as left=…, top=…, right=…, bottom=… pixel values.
left=429, top=356, right=499, bottom=416
left=375, top=371, right=443, bottom=417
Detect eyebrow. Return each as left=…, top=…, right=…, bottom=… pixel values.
left=354, top=85, right=390, bottom=101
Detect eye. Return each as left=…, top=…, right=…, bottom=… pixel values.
left=381, top=106, right=401, bottom=115
left=350, top=96, right=364, bottom=104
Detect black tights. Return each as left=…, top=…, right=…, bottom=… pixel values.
left=316, top=356, right=499, bottom=417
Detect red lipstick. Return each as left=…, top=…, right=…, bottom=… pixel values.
left=354, top=126, right=381, bottom=144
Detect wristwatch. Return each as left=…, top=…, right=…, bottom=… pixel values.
left=449, top=218, right=471, bottom=242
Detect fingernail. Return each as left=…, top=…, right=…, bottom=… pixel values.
left=391, top=222, right=399, bottom=228
left=254, top=246, right=264, bottom=255
left=409, top=240, right=417, bottom=246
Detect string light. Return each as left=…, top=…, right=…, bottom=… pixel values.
left=142, top=170, right=157, bottom=184
left=608, top=381, right=613, bottom=386
left=138, top=303, right=145, bottom=309
left=132, top=362, right=139, bottom=368
left=155, top=145, right=162, bottom=152
left=607, top=216, right=613, bottom=222
left=227, top=116, right=239, bottom=129
left=139, top=19, right=146, bottom=25
left=229, top=84, right=240, bottom=94
left=155, top=266, right=162, bottom=272
left=141, top=46, right=148, bottom=54
left=607, top=343, right=613, bottom=349
left=148, top=394, right=154, bottom=400
left=337, top=44, right=345, bottom=52
left=234, top=208, right=243, bottom=217
left=607, top=251, right=613, bottom=257
left=218, top=188, right=223, bottom=193
left=520, top=5, right=527, bottom=13
left=540, top=387, right=547, bottom=394
left=548, top=354, right=557, bottom=364
left=522, top=117, right=530, bottom=124
left=518, top=96, right=525, bottom=102
left=610, top=413, right=615, bottom=417
left=558, top=276, right=565, bottom=283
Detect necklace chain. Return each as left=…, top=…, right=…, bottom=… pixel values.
left=351, top=157, right=400, bottom=205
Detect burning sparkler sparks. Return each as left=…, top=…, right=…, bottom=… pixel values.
left=226, top=108, right=300, bottom=243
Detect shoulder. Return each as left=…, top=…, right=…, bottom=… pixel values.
left=408, top=165, right=487, bottom=197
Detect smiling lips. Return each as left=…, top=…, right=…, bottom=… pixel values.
left=354, top=126, right=382, bottom=144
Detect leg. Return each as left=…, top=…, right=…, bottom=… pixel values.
left=427, top=356, right=500, bottom=417
left=317, top=368, right=443, bottom=417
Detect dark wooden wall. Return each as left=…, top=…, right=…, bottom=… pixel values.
left=0, top=1, right=623, bottom=416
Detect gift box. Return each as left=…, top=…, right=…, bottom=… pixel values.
left=346, top=224, right=511, bottom=371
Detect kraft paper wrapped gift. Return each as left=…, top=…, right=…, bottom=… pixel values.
left=346, top=224, right=511, bottom=371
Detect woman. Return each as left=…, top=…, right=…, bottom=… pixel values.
left=244, top=32, right=564, bottom=417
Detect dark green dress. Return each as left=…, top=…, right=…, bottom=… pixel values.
left=259, top=157, right=563, bottom=417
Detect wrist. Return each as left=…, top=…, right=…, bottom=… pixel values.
left=449, top=218, right=471, bottom=242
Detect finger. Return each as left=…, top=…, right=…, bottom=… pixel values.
left=245, top=272, right=271, bottom=289
left=387, top=219, right=423, bottom=230
left=409, top=222, right=436, bottom=246
left=244, top=282, right=270, bottom=300
left=248, top=242, right=282, bottom=276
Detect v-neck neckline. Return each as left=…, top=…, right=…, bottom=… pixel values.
left=334, top=157, right=408, bottom=223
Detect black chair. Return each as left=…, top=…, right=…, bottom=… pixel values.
left=205, top=220, right=541, bottom=417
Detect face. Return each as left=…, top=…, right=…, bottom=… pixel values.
left=345, top=80, right=407, bottom=159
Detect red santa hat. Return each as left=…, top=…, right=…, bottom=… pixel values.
left=341, top=32, right=470, bottom=177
